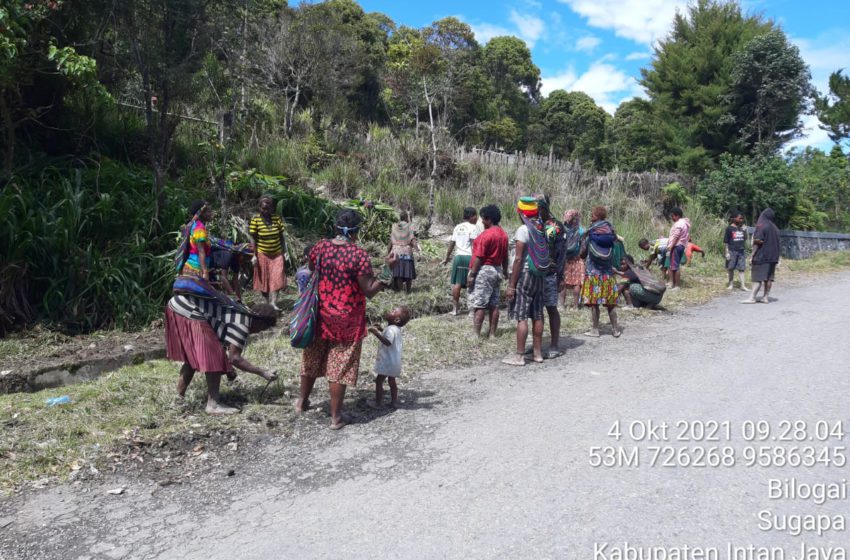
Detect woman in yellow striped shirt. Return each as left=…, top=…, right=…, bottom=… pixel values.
left=249, top=195, right=287, bottom=310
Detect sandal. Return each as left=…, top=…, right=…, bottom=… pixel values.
left=543, top=349, right=564, bottom=359
left=501, top=353, right=526, bottom=366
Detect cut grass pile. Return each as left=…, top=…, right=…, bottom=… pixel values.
left=1, top=250, right=848, bottom=493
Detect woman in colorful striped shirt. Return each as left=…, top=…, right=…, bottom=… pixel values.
left=182, top=200, right=214, bottom=279
left=249, top=195, right=287, bottom=310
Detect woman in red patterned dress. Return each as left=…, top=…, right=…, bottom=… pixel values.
left=295, top=210, right=396, bottom=429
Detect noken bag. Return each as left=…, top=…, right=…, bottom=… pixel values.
left=289, top=258, right=319, bottom=349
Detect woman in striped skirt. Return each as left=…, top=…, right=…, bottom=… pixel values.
left=165, top=297, right=278, bottom=415
left=250, top=195, right=287, bottom=310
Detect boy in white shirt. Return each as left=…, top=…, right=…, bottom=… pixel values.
left=368, top=307, right=411, bottom=409
left=443, top=207, right=479, bottom=315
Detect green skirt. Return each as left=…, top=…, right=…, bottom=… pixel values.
left=450, top=255, right=472, bottom=286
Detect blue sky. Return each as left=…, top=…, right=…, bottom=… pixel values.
left=358, top=0, right=850, bottom=151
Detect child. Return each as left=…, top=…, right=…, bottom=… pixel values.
left=368, top=306, right=411, bottom=409
left=724, top=212, right=748, bottom=290
left=295, top=244, right=314, bottom=294
left=684, top=238, right=704, bottom=265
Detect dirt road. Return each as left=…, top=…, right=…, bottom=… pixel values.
left=3, top=272, right=849, bottom=559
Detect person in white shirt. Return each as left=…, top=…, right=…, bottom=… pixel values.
left=368, top=307, right=411, bottom=409
left=443, top=207, right=479, bottom=315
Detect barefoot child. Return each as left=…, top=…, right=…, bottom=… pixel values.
left=368, top=306, right=411, bottom=408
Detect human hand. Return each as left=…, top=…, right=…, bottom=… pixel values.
left=386, top=253, right=399, bottom=267
left=506, top=286, right=516, bottom=301
left=251, top=256, right=258, bottom=267
left=724, top=252, right=730, bottom=260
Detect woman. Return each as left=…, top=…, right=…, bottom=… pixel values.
left=249, top=195, right=287, bottom=310
left=616, top=255, right=665, bottom=309
left=296, top=210, right=395, bottom=430
left=181, top=200, right=214, bottom=280
left=560, top=209, right=585, bottom=309
left=580, top=206, right=621, bottom=338
left=388, top=218, right=420, bottom=294
left=743, top=208, right=781, bottom=304
left=166, top=296, right=279, bottom=415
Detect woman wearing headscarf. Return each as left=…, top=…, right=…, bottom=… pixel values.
left=742, top=208, right=781, bottom=304
left=296, top=210, right=397, bottom=429
left=388, top=217, right=420, bottom=293
left=503, top=197, right=550, bottom=366
left=580, top=206, right=621, bottom=337
left=249, top=194, right=287, bottom=310
left=560, top=209, right=585, bottom=309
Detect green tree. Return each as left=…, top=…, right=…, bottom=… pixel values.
left=0, top=1, right=101, bottom=183
left=815, top=70, right=850, bottom=149
left=697, top=154, right=801, bottom=227
left=530, top=90, right=610, bottom=168
left=640, top=0, right=774, bottom=172
left=725, top=30, right=811, bottom=153
left=608, top=98, right=680, bottom=171
left=789, top=146, right=850, bottom=231
left=481, top=36, right=540, bottom=147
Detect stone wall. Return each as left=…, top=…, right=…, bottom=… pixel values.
left=775, top=229, right=850, bottom=259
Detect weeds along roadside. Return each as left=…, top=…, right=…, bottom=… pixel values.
left=2, top=251, right=849, bottom=493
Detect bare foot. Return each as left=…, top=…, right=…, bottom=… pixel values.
left=612, top=328, right=622, bottom=338
left=532, top=355, right=544, bottom=364
left=205, top=400, right=239, bottom=415
left=329, top=417, right=349, bottom=430
left=583, top=329, right=601, bottom=338
left=294, top=398, right=310, bottom=414
left=501, top=353, right=526, bottom=366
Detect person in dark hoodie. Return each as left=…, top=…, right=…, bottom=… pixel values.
left=742, top=208, right=781, bottom=304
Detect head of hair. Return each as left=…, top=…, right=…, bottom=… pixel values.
left=591, top=205, right=607, bottom=221
left=624, top=254, right=635, bottom=264
left=387, top=306, right=412, bottom=327
left=638, top=238, right=650, bottom=249
left=249, top=303, right=278, bottom=334
left=479, top=205, right=501, bottom=225
left=670, top=206, right=683, bottom=218
left=335, top=209, right=362, bottom=230
left=463, top=207, right=477, bottom=220
left=188, top=200, right=207, bottom=217
left=302, top=244, right=314, bottom=258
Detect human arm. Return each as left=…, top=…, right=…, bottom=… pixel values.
left=443, top=241, right=456, bottom=264
left=466, top=255, right=480, bottom=289
left=358, top=253, right=397, bottom=298
left=197, top=245, right=209, bottom=279
left=506, top=240, right=525, bottom=300
left=369, top=326, right=392, bottom=347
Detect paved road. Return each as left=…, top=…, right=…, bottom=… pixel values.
left=3, top=273, right=850, bottom=559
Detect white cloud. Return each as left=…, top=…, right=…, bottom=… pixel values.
left=625, top=51, right=652, bottom=61
left=575, top=35, right=602, bottom=52
left=541, top=62, right=645, bottom=113
left=793, top=33, right=850, bottom=94
left=557, top=0, right=688, bottom=45
left=787, top=32, right=850, bottom=150
left=469, top=22, right=514, bottom=45
left=508, top=10, right=546, bottom=48
left=466, top=10, right=546, bottom=49
left=783, top=114, right=835, bottom=153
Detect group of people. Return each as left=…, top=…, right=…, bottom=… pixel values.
left=163, top=190, right=783, bottom=426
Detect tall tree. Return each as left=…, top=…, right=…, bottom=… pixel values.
left=529, top=90, right=610, bottom=168
left=725, top=30, right=811, bottom=153
left=815, top=70, right=850, bottom=149
left=640, top=0, right=773, bottom=173
left=481, top=36, right=540, bottom=148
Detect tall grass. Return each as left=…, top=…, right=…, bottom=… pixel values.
left=0, top=161, right=185, bottom=333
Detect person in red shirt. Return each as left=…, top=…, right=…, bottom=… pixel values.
left=466, top=205, right=509, bottom=338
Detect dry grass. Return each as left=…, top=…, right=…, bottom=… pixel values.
left=1, top=249, right=848, bottom=493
